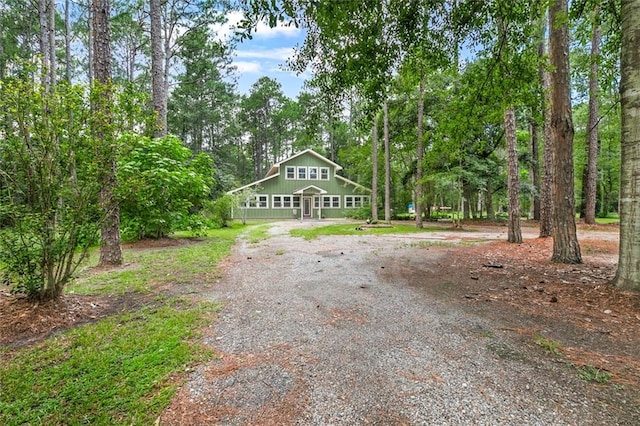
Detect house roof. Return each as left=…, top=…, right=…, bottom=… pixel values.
left=274, top=149, right=343, bottom=172
left=293, top=185, right=328, bottom=195
left=227, top=149, right=368, bottom=195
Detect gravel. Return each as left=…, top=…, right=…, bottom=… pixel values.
left=165, top=220, right=634, bottom=425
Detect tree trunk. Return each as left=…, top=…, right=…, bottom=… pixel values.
left=539, top=16, right=554, bottom=238
left=65, top=0, right=72, bottom=83
left=371, top=122, right=379, bottom=221
left=505, top=106, right=523, bottom=243
left=584, top=5, right=601, bottom=225
left=614, top=0, right=640, bottom=290
left=48, top=0, right=56, bottom=86
left=150, top=0, right=167, bottom=137
left=415, top=71, right=425, bottom=228
left=383, top=100, right=391, bottom=222
left=93, top=0, right=122, bottom=267
left=549, top=0, right=582, bottom=264
left=39, top=0, right=51, bottom=90
left=530, top=117, right=541, bottom=220
left=486, top=181, right=495, bottom=220
left=87, top=0, right=93, bottom=84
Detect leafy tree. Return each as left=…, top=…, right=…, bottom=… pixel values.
left=117, top=134, right=213, bottom=240
left=0, top=79, right=100, bottom=300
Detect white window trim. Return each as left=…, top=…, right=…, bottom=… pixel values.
left=248, top=195, right=268, bottom=208
left=320, top=167, right=330, bottom=180
left=297, top=166, right=307, bottom=180
left=272, top=195, right=301, bottom=209
left=308, top=166, right=318, bottom=180
left=285, top=166, right=296, bottom=180
left=345, top=195, right=370, bottom=208
left=321, top=195, right=340, bottom=209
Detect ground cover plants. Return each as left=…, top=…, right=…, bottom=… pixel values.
left=289, top=222, right=450, bottom=240
left=0, top=225, right=244, bottom=425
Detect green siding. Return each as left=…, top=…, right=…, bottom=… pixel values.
left=230, top=150, right=370, bottom=220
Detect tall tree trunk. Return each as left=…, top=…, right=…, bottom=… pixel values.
left=486, top=181, right=495, bottom=220
left=416, top=70, right=425, bottom=228
left=549, top=0, right=582, bottom=264
left=65, top=0, right=71, bottom=83
left=150, top=0, right=166, bottom=137
left=93, top=0, right=122, bottom=267
left=48, top=0, right=56, bottom=86
left=584, top=5, right=601, bottom=225
left=39, top=0, right=51, bottom=90
left=371, top=122, right=379, bottom=221
left=87, top=1, right=93, bottom=84
left=383, top=100, right=391, bottom=222
left=539, top=17, right=554, bottom=238
left=505, top=106, right=522, bottom=243
left=614, top=0, right=640, bottom=290
left=530, top=117, right=541, bottom=220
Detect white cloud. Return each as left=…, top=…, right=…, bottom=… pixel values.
left=236, top=47, right=294, bottom=61
left=212, top=10, right=301, bottom=42
left=234, top=61, right=262, bottom=74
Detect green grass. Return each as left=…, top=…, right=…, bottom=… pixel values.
left=573, top=364, right=613, bottom=384
left=535, top=335, right=563, bottom=356
left=244, top=224, right=272, bottom=243
left=290, top=223, right=450, bottom=240
left=68, top=225, right=243, bottom=295
left=0, top=300, right=219, bottom=425
left=595, top=216, right=619, bottom=225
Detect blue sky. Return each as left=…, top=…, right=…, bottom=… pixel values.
left=215, top=11, right=310, bottom=100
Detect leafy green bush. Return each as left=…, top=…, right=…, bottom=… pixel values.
left=344, top=206, right=373, bottom=220
left=208, top=194, right=235, bottom=228
left=0, top=79, right=100, bottom=300
left=117, top=134, right=214, bottom=240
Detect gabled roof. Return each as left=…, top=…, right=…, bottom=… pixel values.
left=293, top=185, right=328, bottom=195
left=227, top=172, right=279, bottom=194
left=275, top=149, right=343, bottom=172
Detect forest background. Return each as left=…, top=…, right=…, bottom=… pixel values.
left=0, top=0, right=637, bottom=301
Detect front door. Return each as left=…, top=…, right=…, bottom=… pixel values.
left=303, top=197, right=312, bottom=218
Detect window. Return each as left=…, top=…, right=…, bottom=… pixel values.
left=272, top=195, right=301, bottom=209
left=285, top=166, right=295, bottom=179
left=321, top=196, right=340, bottom=208
left=314, top=197, right=320, bottom=208
left=248, top=195, right=268, bottom=208
left=345, top=195, right=370, bottom=208
left=309, top=167, right=318, bottom=180
left=320, top=167, right=329, bottom=180
left=297, top=166, right=307, bottom=180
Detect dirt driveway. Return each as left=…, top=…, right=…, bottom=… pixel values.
left=162, top=220, right=639, bottom=425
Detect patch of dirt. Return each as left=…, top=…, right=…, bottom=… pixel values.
left=396, top=234, right=640, bottom=390
left=0, top=237, right=207, bottom=350
left=0, top=291, right=151, bottom=349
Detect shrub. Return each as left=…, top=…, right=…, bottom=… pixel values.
left=0, top=79, right=100, bottom=300
left=117, top=134, right=214, bottom=240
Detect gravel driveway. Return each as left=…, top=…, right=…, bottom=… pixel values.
left=162, top=220, right=633, bottom=425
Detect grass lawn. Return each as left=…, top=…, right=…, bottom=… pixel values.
left=0, top=225, right=244, bottom=425
left=289, top=222, right=451, bottom=240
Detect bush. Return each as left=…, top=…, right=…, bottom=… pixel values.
left=0, top=79, right=100, bottom=300
left=117, top=134, right=214, bottom=240
left=344, top=206, right=373, bottom=220
left=208, top=194, right=235, bottom=228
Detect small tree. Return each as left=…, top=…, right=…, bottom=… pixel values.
left=0, top=79, right=100, bottom=301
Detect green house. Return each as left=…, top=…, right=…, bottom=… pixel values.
left=228, top=149, right=371, bottom=220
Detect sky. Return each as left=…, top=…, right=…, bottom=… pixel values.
left=215, top=11, right=310, bottom=100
